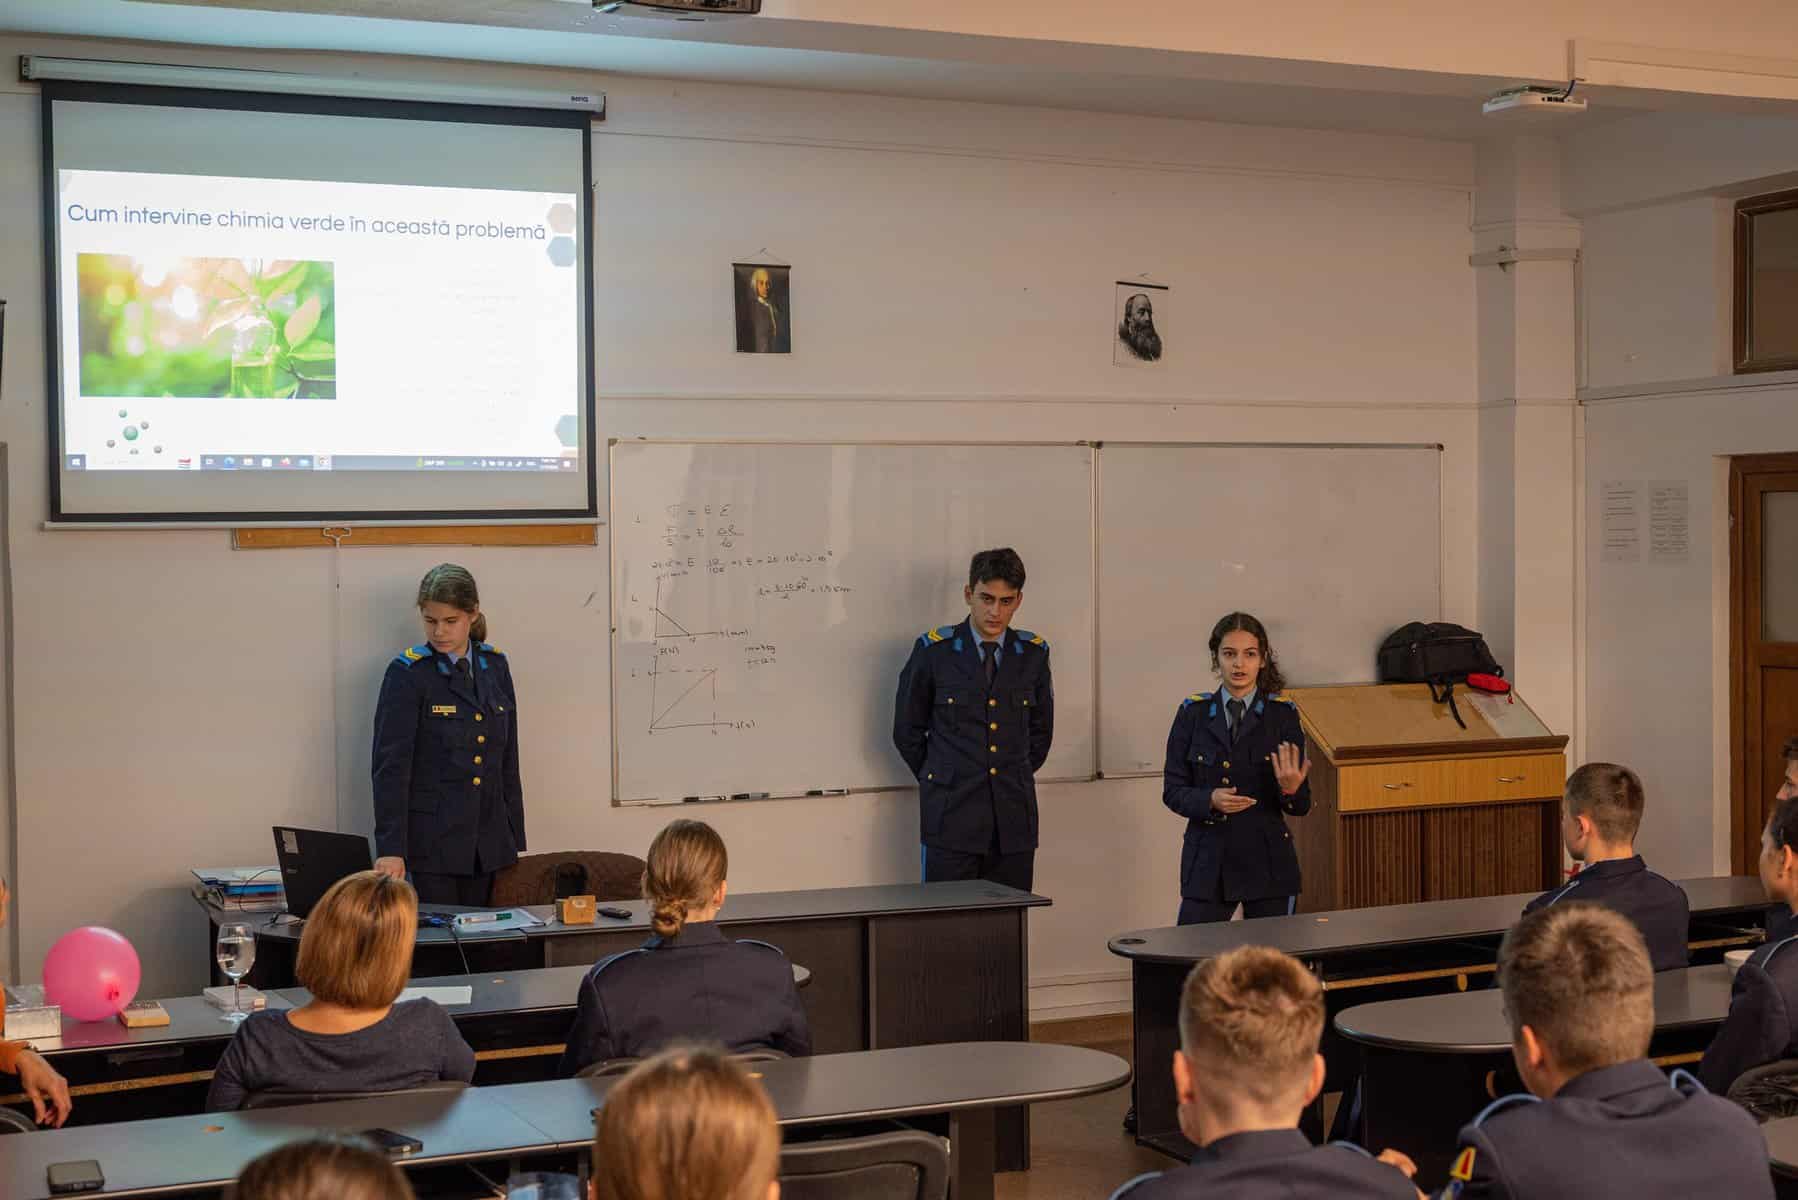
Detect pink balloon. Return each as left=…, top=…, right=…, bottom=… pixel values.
left=42, top=926, right=141, bottom=1022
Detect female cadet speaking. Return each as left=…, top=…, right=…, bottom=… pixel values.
left=372, top=563, right=525, bottom=906
left=1161, top=611, right=1312, bottom=924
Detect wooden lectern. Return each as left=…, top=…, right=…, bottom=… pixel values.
left=1285, top=684, right=1569, bottom=911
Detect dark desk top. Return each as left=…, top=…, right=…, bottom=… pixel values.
left=485, top=1042, right=1134, bottom=1149
left=0, top=1043, right=1128, bottom=1198
left=28, top=964, right=811, bottom=1062
left=1334, top=964, right=1736, bottom=1053
left=204, top=880, right=1050, bottom=944
left=1108, top=876, right=1771, bottom=965
left=0, top=1087, right=551, bottom=1200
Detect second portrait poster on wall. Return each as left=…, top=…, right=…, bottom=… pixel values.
left=734, top=262, right=792, bottom=354
left=1113, top=280, right=1168, bottom=369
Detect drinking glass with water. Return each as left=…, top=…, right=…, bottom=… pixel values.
left=215, top=922, right=256, bottom=1023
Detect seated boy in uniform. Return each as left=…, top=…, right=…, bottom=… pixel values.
left=1698, top=742, right=1798, bottom=1096
left=1435, top=903, right=1770, bottom=1199
left=1524, top=762, right=1689, bottom=972
left=1110, top=945, right=1420, bottom=1199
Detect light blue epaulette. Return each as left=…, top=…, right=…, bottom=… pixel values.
left=393, top=643, right=431, bottom=666
left=1181, top=692, right=1212, bottom=709
left=1471, top=1092, right=1540, bottom=1128
left=478, top=641, right=504, bottom=656
left=919, top=624, right=959, bottom=647
left=1012, top=628, right=1048, bottom=650
left=1269, top=693, right=1295, bottom=706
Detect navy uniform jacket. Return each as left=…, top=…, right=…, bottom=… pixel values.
left=557, top=921, right=811, bottom=1076
left=1698, top=929, right=1798, bottom=1095
left=892, top=619, right=1054, bottom=855
left=1522, top=857, right=1690, bottom=973
left=1433, top=1061, right=1772, bottom=1200
left=1110, top=1130, right=1417, bottom=1199
left=1162, top=691, right=1312, bottom=901
left=372, top=643, right=525, bottom=876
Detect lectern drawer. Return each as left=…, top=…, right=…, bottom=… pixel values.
left=1338, top=761, right=1449, bottom=812
left=1452, top=754, right=1564, bottom=805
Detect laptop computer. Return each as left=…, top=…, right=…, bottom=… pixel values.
left=272, top=827, right=374, bottom=919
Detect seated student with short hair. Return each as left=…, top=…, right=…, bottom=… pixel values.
left=1523, top=762, right=1689, bottom=972
left=1698, top=741, right=1798, bottom=1097
left=228, top=1137, right=416, bottom=1200
left=592, top=1044, right=780, bottom=1200
left=206, top=871, right=475, bottom=1110
left=1434, top=902, right=1770, bottom=1199
left=559, top=820, right=810, bottom=1076
left=1110, top=945, right=1420, bottom=1199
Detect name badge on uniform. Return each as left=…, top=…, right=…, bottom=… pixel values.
left=431, top=705, right=458, bottom=716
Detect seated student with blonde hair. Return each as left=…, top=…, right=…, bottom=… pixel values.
left=1434, top=903, right=1768, bottom=1199
left=1698, top=743, right=1798, bottom=1096
left=1110, top=945, right=1420, bottom=1198
left=207, top=871, right=475, bottom=1109
left=228, top=1137, right=417, bottom=1200
left=1522, top=762, right=1689, bottom=972
left=592, top=1044, right=780, bottom=1200
left=560, top=820, right=809, bottom=1076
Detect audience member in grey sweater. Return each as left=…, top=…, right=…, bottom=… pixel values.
left=206, top=870, right=475, bottom=1110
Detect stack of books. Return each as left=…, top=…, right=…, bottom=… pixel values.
left=191, top=867, right=285, bottom=913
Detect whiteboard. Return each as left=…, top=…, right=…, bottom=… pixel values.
left=610, top=442, right=1095, bottom=802
left=1096, top=444, right=1440, bottom=777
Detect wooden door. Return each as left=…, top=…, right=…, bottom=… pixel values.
left=1731, top=453, right=1798, bottom=871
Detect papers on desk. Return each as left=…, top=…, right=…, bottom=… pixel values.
left=192, top=867, right=286, bottom=912
left=399, top=986, right=474, bottom=1006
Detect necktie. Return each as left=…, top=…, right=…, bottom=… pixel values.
left=1227, top=697, right=1246, bottom=743
left=457, top=656, right=475, bottom=699
left=983, top=642, right=998, bottom=686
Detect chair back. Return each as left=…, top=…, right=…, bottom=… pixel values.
left=777, top=1129, right=949, bottom=1200
left=491, top=852, right=646, bottom=906
left=1728, top=1058, right=1798, bottom=1123
left=576, top=1047, right=791, bottom=1080
left=241, top=1080, right=470, bottom=1110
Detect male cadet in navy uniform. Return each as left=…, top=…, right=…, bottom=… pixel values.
left=892, top=547, right=1053, bottom=891
left=1109, top=945, right=1420, bottom=1200
left=372, top=625, right=524, bottom=907
left=1521, top=762, right=1689, bottom=972
left=1698, top=742, right=1798, bottom=1095
left=1434, top=903, right=1770, bottom=1200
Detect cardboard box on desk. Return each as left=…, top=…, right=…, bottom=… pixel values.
left=559, top=895, right=596, bottom=925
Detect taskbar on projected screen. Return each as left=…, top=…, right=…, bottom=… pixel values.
left=62, top=454, right=578, bottom=472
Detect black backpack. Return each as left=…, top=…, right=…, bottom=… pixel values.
left=1377, top=622, right=1502, bottom=728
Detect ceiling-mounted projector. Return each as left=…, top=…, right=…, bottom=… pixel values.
left=595, top=0, right=761, bottom=15
left=1481, top=84, right=1587, bottom=118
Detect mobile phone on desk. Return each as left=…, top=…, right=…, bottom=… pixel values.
left=47, top=1160, right=104, bottom=1194
left=360, top=1128, right=423, bottom=1158
left=598, top=906, right=632, bottom=920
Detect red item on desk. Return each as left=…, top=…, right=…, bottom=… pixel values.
left=1466, top=673, right=1511, bottom=697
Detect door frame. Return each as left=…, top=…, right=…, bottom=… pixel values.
left=1730, top=452, right=1798, bottom=872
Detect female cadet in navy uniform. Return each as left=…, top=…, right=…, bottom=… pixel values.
left=1162, top=612, right=1312, bottom=924
left=559, top=820, right=811, bottom=1075
left=372, top=564, right=525, bottom=907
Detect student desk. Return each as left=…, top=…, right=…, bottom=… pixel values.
left=1108, top=876, right=1770, bottom=1161
left=1335, top=964, right=1734, bottom=1181
left=201, top=880, right=1047, bottom=1168
left=6, top=964, right=810, bottom=1126
left=0, top=1042, right=1130, bottom=1200
left=1760, top=1114, right=1798, bottom=1200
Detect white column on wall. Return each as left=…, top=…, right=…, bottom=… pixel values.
left=1475, top=136, right=1580, bottom=748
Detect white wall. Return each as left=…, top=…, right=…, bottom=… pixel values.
left=1570, top=117, right=1798, bottom=875
left=0, top=34, right=1480, bottom=1013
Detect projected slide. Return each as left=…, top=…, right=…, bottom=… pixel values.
left=55, top=169, right=581, bottom=474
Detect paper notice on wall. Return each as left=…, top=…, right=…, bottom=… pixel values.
left=1600, top=480, right=1641, bottom=563
left=1648, top=481, right=1690, bottom=564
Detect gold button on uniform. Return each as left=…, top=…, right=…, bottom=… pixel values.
left=989, top=722, right=998, bottom=731
left=1223, top=761, right=1231, bottom=768
left=989, top=745, right=997, bottom=753
left=477, top=735, right=486, bottom=745
left=989, top=767, right=998, bottom=776
left=988, top=699, right=997, bottom=708
left=947, top=698, right=955, bottom=705
left=474, top=756, right=483, bottom=765
left=475, top=713, right=484, bottom=722
left=473, top=776, right=482, bottom=786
